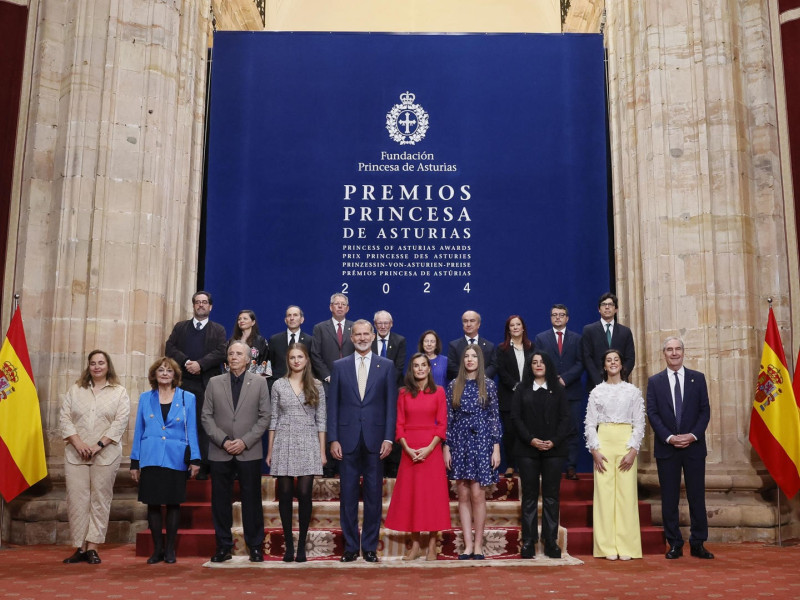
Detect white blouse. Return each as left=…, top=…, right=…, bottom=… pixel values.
left=584, top=381, right=645, bottom=451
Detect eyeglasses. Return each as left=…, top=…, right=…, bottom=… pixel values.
left=599, top=301, right=615, bottom=307
left=194, top=300, right=210, bottom=305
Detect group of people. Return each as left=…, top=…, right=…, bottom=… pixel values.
left=58, top=290, right=713, bottom=565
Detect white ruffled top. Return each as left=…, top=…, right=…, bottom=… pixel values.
left=584, top=381, right=645, bottom=451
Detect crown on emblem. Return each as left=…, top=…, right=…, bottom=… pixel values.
left=399, top=91, right=416, bottom=105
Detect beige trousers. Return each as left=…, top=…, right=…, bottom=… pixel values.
left=64, top=456, right=121, bottom=547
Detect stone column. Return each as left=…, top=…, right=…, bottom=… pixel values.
left=605, top=0, right=792, bottom=540
left=7, top=0, right=210, bottom=543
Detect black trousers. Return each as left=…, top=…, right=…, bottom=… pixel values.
left=209, top=458, right=264, bottom=550
left=517, top=454, right=562, bottom=544
left=181, top=378, right=209, bottom=464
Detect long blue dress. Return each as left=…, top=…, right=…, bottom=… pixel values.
left=445, top=379, right=502, bottom=486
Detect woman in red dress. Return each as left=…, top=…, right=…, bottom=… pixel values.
left=384, top=353, right=451, bottom=561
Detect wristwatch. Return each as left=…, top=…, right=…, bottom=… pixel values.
left=96, top=440, right=105, bottom=448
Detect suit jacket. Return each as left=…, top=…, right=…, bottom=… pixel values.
left=511, top=384, right=572, bottom=458
left=201, top=371, right=271, bottom=461
left=371, top=331, right=407, bottom=385
left=533, top=328, right=585, bottom=401
left=267, top=329, right=312, bottom=382
left=495, top=344, right=533, bottom=412
left=130, top=387, right=201, bottom=470
left=165, top=319, right=228, bottom=386
left=446, top=336, right=497, bottom=381
left=581, top=320, right=635, bottom=389
left=646, top=367, right=709, bottom=460
left=327, top=353, right=398, bottom=454
left=310, top=319, right=354, bottom=381
left=60, top=383, right=130, bottom=466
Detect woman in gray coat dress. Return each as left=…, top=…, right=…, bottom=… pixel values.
left=266, top=342, right=326, bottom=563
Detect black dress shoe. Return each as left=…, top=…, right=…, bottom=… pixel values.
left=457, top=552, right=474, bottom=560
left=85, top=549, right=102, bottom=564
left=362, top=550, right=379, bottom=563
left=210, top=548, right=232, bottom=563
left=340, top=550, right=358, bottom=562
left=544, top=542, right=562, bottom=559
left=665, top=545, right=683, bottom=559
left=249, top=547, right=264, bottom=562
left=63, top=548, right=87, bottom=564
left=146, top=551, right=164, bottom=564
left=520, top=542, right=536, bottom=559
left=690, top=544, right=714, bottom=559
left=295, top=546, right=307, bottom=563
left=164, top=546, right=176, bottom=564
left=565, top=467, right=579, bottom=481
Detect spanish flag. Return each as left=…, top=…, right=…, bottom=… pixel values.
left=0, top=307, right=47, bottom=502
left=750, top=307, right=800, bottom=499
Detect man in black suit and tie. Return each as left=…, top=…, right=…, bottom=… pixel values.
left=646, top=336, right=713, bottom=560
left=581, top=292, right=635, bottom=393
left=201, top=341, right=271, bottom=563
left=311, top=293, right=354, bottom=476
left=165, top=290, right=227, bottom=478
left=371, top=310, right=406, bottom=477
left=446, top=310, right=496, bottom=381
left=267, top=305, right=312, bottom=390
left=533, top=303, right=584, bottom=480
left=328, top=320, right=397, bottom=563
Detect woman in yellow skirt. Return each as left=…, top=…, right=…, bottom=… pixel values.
left=584, top=349, right=645, bottom=560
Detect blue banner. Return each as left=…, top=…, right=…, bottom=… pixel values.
left=205, top=32, right=608, bottom=355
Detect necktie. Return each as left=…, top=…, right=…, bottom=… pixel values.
left=605, top=323, right=612, bottom=346
left=290, top=332, right=296, bottom=345
left=673, top=371, right=683, bottom=429
left=358, top=356, right=367, bottom=400
left=336, top=322, right=343, bottom=357
left=557, top=330, right=563, bottom=355
left=380, top=339, right=387, bottom=357
left=469, top=338, right=476, bottom=345
left=195, top=322, right=202, bottom=331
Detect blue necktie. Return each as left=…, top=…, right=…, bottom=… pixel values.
left=380, top=339, right=387, bottom=357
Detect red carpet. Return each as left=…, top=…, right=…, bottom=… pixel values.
left=1, top=542, right=799, bottom=599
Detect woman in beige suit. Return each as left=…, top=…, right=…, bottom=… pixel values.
left=60, top=349, right=130, bottom=564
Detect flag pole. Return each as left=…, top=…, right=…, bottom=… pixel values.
left=0, top=294, right=20, bottom=549
left=766, top=297, right=785, bottom=548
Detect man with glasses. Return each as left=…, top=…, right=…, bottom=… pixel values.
left=581, top=292, right=636, bottom=394
left=534, top=304, right=585, bottom=480
left=165, top=290, right=227, bottom=478
left=310, top=293, right=355, bottom=476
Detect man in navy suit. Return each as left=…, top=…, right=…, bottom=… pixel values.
left=267, top=305, right=312, bottom=389
left=534, top=303, right=584, bottom=479
left=328, top=319, right=397, bottom=563
left=446, top=310, right=496, bottom=381
left=582, top=292, right=635, bottom=393
left=646, top=336, right=713, bottom=560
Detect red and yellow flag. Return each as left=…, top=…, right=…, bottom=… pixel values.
left=0, top=307, right=47, bottom=502
left=750, top=307, right=800, bottom=499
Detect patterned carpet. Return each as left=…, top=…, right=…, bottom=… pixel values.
left=1, top=542, right=799, bottom=599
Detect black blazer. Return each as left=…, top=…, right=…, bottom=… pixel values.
left=267, top=330, right=312, bottom=381
left=371, top=331, right=407, bottom=386
left=446, top=336, right=497, bottom=381
left=581, top=320, right=635, bottom=391
left=310, top=319, right=354, bottom=381
left=511, top=384, right=571, bottom=458
left=533, top=328, right=584, bottom=401
left=495, top=344, right=533, bottom=412
left=164, top=319, right=227, bottom=386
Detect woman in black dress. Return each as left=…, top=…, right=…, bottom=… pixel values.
left=511, top=350, right=571, bottom=559
left=229, top=309, right=270, bottom=374
left=130, top=357, right=201, bottom=564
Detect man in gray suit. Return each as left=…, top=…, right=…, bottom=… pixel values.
left=202, top=341, right=271, bottom=563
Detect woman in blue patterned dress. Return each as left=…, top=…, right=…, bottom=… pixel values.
left=443, top=345, right=502, bottom=560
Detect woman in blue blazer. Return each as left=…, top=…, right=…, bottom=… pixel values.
left=130, top=357, right=201, bottom=564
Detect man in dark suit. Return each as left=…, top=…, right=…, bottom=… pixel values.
left=328, top=320, right=397, bottom=563
left=310, top=293, right=355, bottom=477
left=267, top=305, right=312, bottom=389
left=446, top=310, right=496, bottom=381
left=581, top=292, right=635, bottom=393
left=165, top=290, right=227, bottom=478
left=646, top=336, right=713, bottom=560
left=201, top=341, right=271, bottom=563
left=534, top=303, right=584, bottom=480
left=310, top=293, right=354, bottom=389
left=371, top=310, right=406, bottom=478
